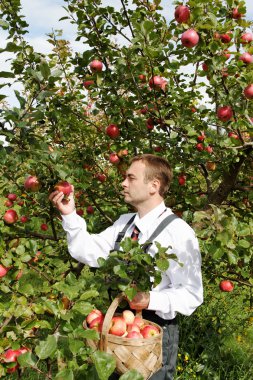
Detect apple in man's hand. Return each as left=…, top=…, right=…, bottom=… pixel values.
left=54, top=181, right=72, bottom=197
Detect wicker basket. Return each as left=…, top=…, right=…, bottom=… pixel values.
left=84, top=293, right=163, bottom=380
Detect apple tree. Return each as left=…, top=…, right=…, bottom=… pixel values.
left=0, top=0, right=252, bottom=378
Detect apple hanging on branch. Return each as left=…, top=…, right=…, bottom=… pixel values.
left=217, top=106, right=233, bottom=122
left=174, top=5, right=190, bottom=24
left=181, top=29, right=199, bottom=48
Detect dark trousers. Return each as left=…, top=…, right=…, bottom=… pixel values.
left=143, top=311, right=179, bottom=380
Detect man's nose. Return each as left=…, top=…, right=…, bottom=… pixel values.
left=122, top=177, right=127, bottom=187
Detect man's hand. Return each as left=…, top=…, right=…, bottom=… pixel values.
left=49, top=185, right=75, bottom=216
left=128, top=292, right=150, bottom=310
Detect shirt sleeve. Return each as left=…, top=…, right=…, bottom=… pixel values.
left=61, top=211, right=124, bottom=267
left=148, top=219, right=203, bottom=319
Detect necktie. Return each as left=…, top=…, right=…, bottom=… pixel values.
left=131, top=225, right=140, bottom=241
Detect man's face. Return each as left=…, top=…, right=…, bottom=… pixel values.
left=121, top=161, right=155, bottom=206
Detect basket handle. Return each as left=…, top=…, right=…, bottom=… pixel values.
left=100, top=293, right=142, bottom=351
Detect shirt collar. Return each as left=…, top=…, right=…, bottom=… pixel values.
left=133, top=201, right=167, bottom=234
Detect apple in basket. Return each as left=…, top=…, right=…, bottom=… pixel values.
left=122, top=309, right=135, bottom=325
left=141, top=324, right=160, bottom=338
left=86, top=309, right=103, bottom=325
left=133, top=316, right=145, bottom=329
left=126, top=331, right=143, bottom=339
left=89, top=315, right=105, bottom=332
left=127, top=323, right=141, bottom=334
left=109, top=316, right=127, bottom=336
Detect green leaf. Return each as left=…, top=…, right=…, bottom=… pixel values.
left=17, top=352, right=36, bottom=367
left=91, top=351, right=116, bottom=380
left=124, top=287, right=137, bottom=301
left=0, top=19, right=9, bottom=28
left=35, top=335, right=57, bottom=359
left=40, top=60, right=51, bottom=79
left=55, top=369, right=74, bottom=380
left=156, top=258, right=169, bottom=271
left=141, top=20, right=154, bottom=36
left=238, top=239, right=250, bottom=248
left=119, top=369, right=144, bottom=380
left=0, top=71, right=15, bottom=78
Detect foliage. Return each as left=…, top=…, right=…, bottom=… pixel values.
left=0, top=0, right=252, bottom=378
left=97, top=237, right=180, bottom=300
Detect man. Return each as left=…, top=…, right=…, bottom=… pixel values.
left=49, top=154, right=203, bottom=380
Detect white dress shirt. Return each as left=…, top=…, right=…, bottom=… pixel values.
left=62, top=201, right=203, bottom=320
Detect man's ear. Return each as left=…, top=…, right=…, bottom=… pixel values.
left=150, top=179, right=161, bottom=194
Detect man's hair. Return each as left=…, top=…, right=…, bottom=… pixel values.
left=130, top=154, right=173, bottom=197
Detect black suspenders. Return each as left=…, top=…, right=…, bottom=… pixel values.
left=113, top=213, right=179, bottom=253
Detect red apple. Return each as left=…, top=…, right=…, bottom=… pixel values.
left=205, top=145, right=213, bottom=154
left=202, top=62, right=208, bottom=72
left=141, top=324, right=160, bottom=338
left=196, top=143, right=204, bottom=151
left=117, top=149, right=128, bottom=158
left=109, top=316, right=127, bottom=336
left=220, top=33, right=232, bottom=43
left=239, top=52, right=253, bottom=64
left=146, top=117, right=154, bottom=130
left=106, top=124, right=120, bottom=139
left=219, top=280, right=234, bottom=292
left=7, top=193, right=17, bottom=201
left=20, top=215, right=29, bottom=223
left=178, top=174, right=186, bottom=186
left=83, top=80, right=95, bottom=89
left=40, top=223, right=48, bottom=231
left=223, top=50, right=231, bottom=60
left=133, top=316, right=145, bottom=329
left=76, top=209, right=84, bottom=216
left=89, top=60, right=103, bottom=73
left=217, top=106, right=233, bottom=122
left=241, top=32, right=253, bottom=44
left=3, top=209, right=18, bottom=224
left=174, top=5, right=190, bottom=23
left=86, top=205, right=94, bottom=214
left=197, top=132, right=205, bottom=141
left=96, top=173, right=106, bottom=182
left=3, top=349, right=20, bottom=363
left=139, top=74, right=146, bottom=82
left=86, top=309, right=103, bottom=325
left=228, top=131, right=239, bottom=139
left=109, top=152, right=120, bottom=164
left=149, top=75, right=167, bottom=90
left=0, top=264, right=8, bottom=278
left=232, top=7, right=243, bottom=19
left=24, top=175, right=41, bottom=192
left=54, top=181, right=72, bottom=196
left=4, top=200, right=13, bottom=207
left=17, top=347, right=29, bottom=356
left=181, top=29, right=199, bottom=48
left=126, top=331, right=143, bottom=339
left=122, top=310, right=135, bottom=325
left=89, top=315, right=104, bottom=332
left=244, top=84, right=253, bottom=99
left=127, top=323, right=141, bottom=333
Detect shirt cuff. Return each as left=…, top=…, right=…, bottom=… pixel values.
left=61, top=210, right=82, bottom=228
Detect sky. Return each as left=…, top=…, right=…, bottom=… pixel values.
left=0, top=0, right=253, bottom=107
